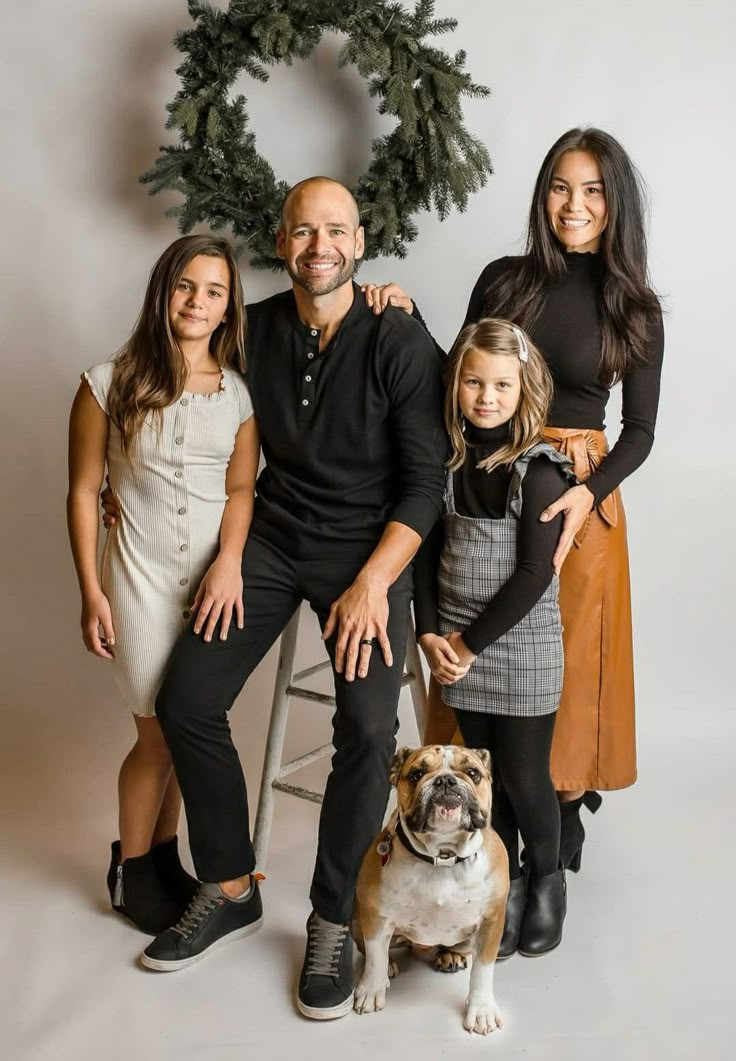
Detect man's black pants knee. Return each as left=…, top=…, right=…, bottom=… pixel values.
left=156, top=531, right=412, bottom=925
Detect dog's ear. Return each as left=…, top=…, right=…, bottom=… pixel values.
left=389, top=747, right=413, bottom=787
left=470, top=747, right=492, bottom=774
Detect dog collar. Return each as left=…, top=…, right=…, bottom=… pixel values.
left=395, top=819, right=474, bottom=868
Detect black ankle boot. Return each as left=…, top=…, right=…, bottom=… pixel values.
left=559, top=791, right=602, bottom=872
left=106, top=841, right=183, bottom=935
left=497, top=873, right=527, bottom=960
left=517, top=866, right=566, bottom=956
left=150, top=836, right=199, bottom=909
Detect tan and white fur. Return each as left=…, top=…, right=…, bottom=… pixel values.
left=354, top=745, right=510, bottom=1035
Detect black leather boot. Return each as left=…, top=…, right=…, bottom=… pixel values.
left=517, top=866, right=566, bottom=956
left=559, top=790, right=602, bottom=872
left=497, top=873, right=527, bottom=960
left=150, top=836, right=199, bottom=909
left=106, top=841, right=183, bottom=935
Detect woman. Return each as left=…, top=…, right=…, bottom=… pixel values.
left=364, top=127, right=664, bottom=871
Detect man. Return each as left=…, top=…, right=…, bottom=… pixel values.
left=138, top=177, right=446, bottom=1019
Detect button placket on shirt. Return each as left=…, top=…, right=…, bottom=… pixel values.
left=298, top=329, right=321, bottom=425
left=173, top=396, right=191, bottom=616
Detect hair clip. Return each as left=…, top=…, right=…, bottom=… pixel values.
left=511, top=325, right=529, bottom=363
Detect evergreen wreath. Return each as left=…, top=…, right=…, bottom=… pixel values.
left=141, top=0, right=492, bottom=269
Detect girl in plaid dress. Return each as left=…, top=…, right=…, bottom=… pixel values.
left=414, top=318, right=574, bottom=959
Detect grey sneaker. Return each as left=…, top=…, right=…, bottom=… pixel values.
left=297, top=912, right=354, bottom=1019
left=140, top=879, right=263, bottom=971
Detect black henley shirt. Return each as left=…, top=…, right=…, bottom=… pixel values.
left=245, top=283, right=446, bottom=559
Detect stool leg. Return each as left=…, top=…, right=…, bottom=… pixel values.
left=253, top=609, right=300, bottom=869
left=405, top=625, right=427, bottom=740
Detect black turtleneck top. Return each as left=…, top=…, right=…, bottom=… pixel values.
left=413, top=423, right=569, bottom=656
left=459, top=253, right=664, bottom=504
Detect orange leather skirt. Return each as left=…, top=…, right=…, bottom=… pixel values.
left=422, top=427, right=637, bottom=792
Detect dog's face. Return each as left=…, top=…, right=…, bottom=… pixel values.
left=389, top=745, right=492, bottom=836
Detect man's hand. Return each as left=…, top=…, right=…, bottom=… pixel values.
left=81, top=590, right=116, bottom=659
left=539, top=483, right=595, bottom=574
left=101, top=478, right=120, bottom=529
left=192, top=553, right=244, bottom=642
left=418, top=633, right=471, bottom=685
left=360, top=282, right=413, bottom=316
left=322, top=573, right=392, bottom=681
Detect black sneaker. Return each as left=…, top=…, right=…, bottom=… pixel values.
left=140, top=879, right=262, bottom=971
left=297, top=912, right=354, bottom=1020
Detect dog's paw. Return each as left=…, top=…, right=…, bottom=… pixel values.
left=433, top=949, right=468, bottom=973
left=387, top=958, right=399, bottom=979
left=354, top=977, right=389, bottom=1014
left=463, top=995, right=503, bottom=1036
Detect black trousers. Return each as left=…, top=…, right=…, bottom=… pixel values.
left=454, top=710, right=560, bottom=878
left=156, top=530, right=412, bottom=924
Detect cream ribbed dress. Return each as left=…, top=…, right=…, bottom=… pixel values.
left=84, top=362, right=254, bottom=716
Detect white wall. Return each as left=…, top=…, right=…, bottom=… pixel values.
left=2, top=0, right=733, bottom=840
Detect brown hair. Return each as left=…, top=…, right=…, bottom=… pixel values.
left=107, top=235, right=246, bottom=456
left=445, top=318, right=553, bottom=473
left=483, top=127, right=660, bottom=385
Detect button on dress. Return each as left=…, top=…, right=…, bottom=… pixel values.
left=83, top=362, right=253, bottom=716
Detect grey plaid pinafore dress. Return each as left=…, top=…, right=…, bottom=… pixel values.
left=438, top=443, right=573, bottom=717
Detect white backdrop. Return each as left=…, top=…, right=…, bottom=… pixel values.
left=1, top=2, right=735, bottom=1055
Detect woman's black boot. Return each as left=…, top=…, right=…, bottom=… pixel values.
left=106, top=841, right=183, bottom=935
left=559, top=791, right=602, bottom=872
left=150, top=835, right=199, bottom=909
left=517, top=866, right=566, bottom=956
left=497, top=873, right=527, bottom=959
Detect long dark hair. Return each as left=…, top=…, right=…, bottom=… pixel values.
left=484, top=127, right=659, bottom=384
left=108, top=235, right=246, bottom=456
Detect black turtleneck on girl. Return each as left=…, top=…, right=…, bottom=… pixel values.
left=413, top=422, right=569, bottom=656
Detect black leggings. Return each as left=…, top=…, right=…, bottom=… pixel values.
left=454, top=710, right=559, bottom=878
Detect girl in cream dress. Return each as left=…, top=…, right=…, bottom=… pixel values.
left=67, top=235, right=259, bottom=934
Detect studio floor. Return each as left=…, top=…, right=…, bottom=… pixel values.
left=3, top=684, right=734, bottom=1061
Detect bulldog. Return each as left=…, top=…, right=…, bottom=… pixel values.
left=353, top=745, right=509, bottom=1035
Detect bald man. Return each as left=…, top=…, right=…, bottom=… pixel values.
left=140, top=178, right=446, bottom=1019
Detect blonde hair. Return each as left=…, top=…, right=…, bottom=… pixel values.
left=445, top=318, right=553, bottom=473
left=107, top=235, right=246, bottom=457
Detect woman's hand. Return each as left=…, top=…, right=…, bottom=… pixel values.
left=419, top=632, right=473, bottom=685
left=445, top=631, right=477, bottom=670
left=360, top=282, right=414, bottom=316
left=81, top=590, right=116, bottom=659
left=193, top=553, right=244, bottom=642
left=540, top=483, right=595, bottom=574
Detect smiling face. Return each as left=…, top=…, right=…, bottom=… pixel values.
left=168, top=254, right=231, bottom=345
left=277, top=179, right=364, bottom=297
left=546, top=149, right=608, bottom=254
left=457, top=347, right=522, bottom=430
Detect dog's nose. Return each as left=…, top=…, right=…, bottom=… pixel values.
left=433, top=773, right=458, bottom=789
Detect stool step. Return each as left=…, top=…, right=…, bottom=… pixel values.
left=293, top=660, right=332, bottom=682
left=287, top=685, right=336, bottom=705
left=279, top=743, right=333, bottom=778
left=287, top=671, right=417, bottom=706
left=273, top=780, right=324, bottom=805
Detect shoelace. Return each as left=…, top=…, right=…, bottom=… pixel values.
left=172, top=890, right=222, bottom=939
left=305, top=918, right=349, bottom=976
